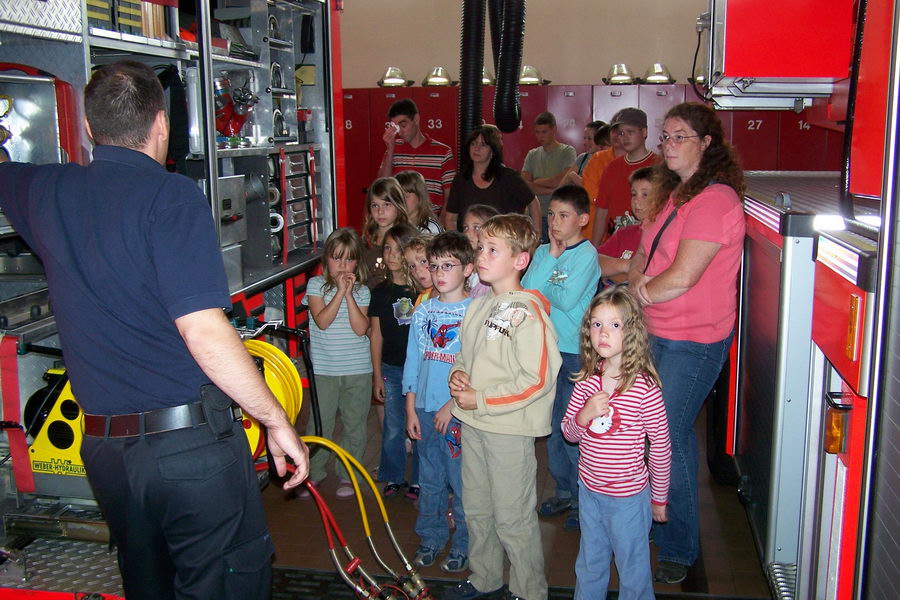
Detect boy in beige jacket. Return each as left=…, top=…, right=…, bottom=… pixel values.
left=446, top=214, right=562, bottom=600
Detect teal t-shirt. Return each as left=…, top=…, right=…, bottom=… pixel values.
left=521, top=239, right=600, bottom=354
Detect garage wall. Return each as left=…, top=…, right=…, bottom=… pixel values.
left=340, top=0, right=709, bottom=88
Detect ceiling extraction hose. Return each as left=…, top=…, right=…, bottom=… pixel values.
left=458, top=0, right=486, bottom=153
left=243, top=340, right=303, bottom=459
left=492, top=0, right=526, bottom=133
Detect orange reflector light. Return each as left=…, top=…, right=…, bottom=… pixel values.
left=824, top=406, right=848, bottom=454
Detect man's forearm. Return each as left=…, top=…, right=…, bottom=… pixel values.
left=176, top=308, right=290, bottom=428
left=378, top=153, right=393, bottom=178
left=443, top=210, right=459, bottom=231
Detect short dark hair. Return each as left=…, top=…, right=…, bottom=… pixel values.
left=593, top=125, right=611, bottom=147
left=534, top=111, right=556, bottom=127
left=84, top=61, right=165, bottom=149
left=550, top=184, right=590, bottom=215
left=629, top=166, right=654, bottom=184
left=587, top=120, right=606, bottom=132
left=427, top=230, right=475, bottom=266
left=388, top=98, right=418, bottom=119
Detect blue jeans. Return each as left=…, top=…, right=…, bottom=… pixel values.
left=547, top=352, right=581, bottom=505
left=415, top=408, right=468, bottom=555
left=378, top=364, right=418, bottom=485
left=575, top=484, right=653, bottom=600
left=649, top=333, right=732, bottom=566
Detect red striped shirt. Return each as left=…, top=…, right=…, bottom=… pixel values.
left=390, top=135, right=456, bottom=212
left=562, top=373, right=671, bottom=505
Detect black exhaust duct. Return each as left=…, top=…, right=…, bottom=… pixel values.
left=487, top=0, right=504, bottom=73
left=458, top=0, right=486, bottom=153
left=492, top=0, right=526, bottom=133
left=458, top=0, right=526, bottom=151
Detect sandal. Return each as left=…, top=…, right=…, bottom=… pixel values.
left=538, top=496, right=572, bottom=517
left=382, top=482, right=406, bottom=498
left=405, top=484, right=420, bottom=501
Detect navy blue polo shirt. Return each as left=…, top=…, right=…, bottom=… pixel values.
left=0, top=146, right=230, bottom=415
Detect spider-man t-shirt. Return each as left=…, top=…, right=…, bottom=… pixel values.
left=402, top=296, right=473, bottom=412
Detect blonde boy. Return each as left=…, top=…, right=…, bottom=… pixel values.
left=446, top=214, right=562, bottom=600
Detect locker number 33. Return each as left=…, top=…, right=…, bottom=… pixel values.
left=426, top=119, right=443, bottom=129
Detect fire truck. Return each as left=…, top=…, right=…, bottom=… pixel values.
left=0, top=0, right=899, bottom=599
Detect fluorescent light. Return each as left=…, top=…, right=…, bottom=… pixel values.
left=813, top=214, right=846, bottom=231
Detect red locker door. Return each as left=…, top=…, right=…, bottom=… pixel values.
left=482, top=85, right=496, bottom=126
left=501, top=85, right=549, bottom=171
left=777, top=110, right=828, bottom=171
left=592, top=84, right=639, bottom=124
left=639, top=84, right=686, bottom=156
left=825, top=129, right=845, bottom=171
left=547, top=85, right=593, bottom=153
left=341, top=89, right=371, bottom=233
left=368, top=88, right=410, bottom=180
left=723, top=111, right=780, bottom=171
left=412, top=87, right=459, bottom=154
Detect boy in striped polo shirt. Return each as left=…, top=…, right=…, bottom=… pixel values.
left=379, top=98, right=456, bottom=215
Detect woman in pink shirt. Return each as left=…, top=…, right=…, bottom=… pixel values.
left=627, top=102, right=745, bottom=585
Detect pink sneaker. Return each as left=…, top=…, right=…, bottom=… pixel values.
left=336, top=479, right=356, bottom=498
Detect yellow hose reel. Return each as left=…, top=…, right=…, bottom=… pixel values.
left=27, top=341, right=302, bottom=476
left=242, top=339, right=303, bottom=458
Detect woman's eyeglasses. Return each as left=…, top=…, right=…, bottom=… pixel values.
left=659, top=133, right=699, bottom=145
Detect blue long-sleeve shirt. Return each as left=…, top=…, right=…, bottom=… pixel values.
left=402, top=297, right=472, bottom=412
left=522, top=239, right=600, bottom=354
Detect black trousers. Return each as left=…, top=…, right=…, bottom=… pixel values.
left=81, top=420, right=273, bottom=600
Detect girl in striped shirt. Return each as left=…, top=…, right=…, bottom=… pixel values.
left=562, top=286, right=671, bottom=600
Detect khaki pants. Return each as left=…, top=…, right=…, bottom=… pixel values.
left=461, top=424, right=547, bottom=600
left=307, top=372, right=372, bottom=482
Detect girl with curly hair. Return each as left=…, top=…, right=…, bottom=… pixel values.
left=562, top=286, right=671, bottom=600
left=627, top=101, right=746, bottom=584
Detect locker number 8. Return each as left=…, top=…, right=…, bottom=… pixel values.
left=427, top=119, right=443, bottom=129
left=345, top=120, right=353, bottom=130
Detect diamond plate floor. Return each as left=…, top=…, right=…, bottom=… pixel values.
left=0, top=537, right=122, bottom=595
left=0, top=538, right=766, bottom=599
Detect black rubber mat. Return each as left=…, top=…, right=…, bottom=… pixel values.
left=272, top=566, right=770, bottom=599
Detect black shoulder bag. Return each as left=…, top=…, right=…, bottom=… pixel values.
left=642, top=208, right=678, bottom=274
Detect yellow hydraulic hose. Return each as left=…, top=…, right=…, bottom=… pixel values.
left=301, top=435, right=419, bottom=591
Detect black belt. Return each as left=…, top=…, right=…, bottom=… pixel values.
left=83, top=402, right=242, bottom=438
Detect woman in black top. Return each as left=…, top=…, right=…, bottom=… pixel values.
left=442, top=125, right=541, bottom=231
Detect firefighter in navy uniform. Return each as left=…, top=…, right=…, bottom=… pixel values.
left=0, top=61, right=309, bottom=599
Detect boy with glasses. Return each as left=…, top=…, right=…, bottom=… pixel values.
left=591, top=108, right=657, bottom=246
left=403, top=230, right=474, bottom=573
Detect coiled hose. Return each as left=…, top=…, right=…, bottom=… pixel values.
left=242, top=340, right=303, bottom=459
